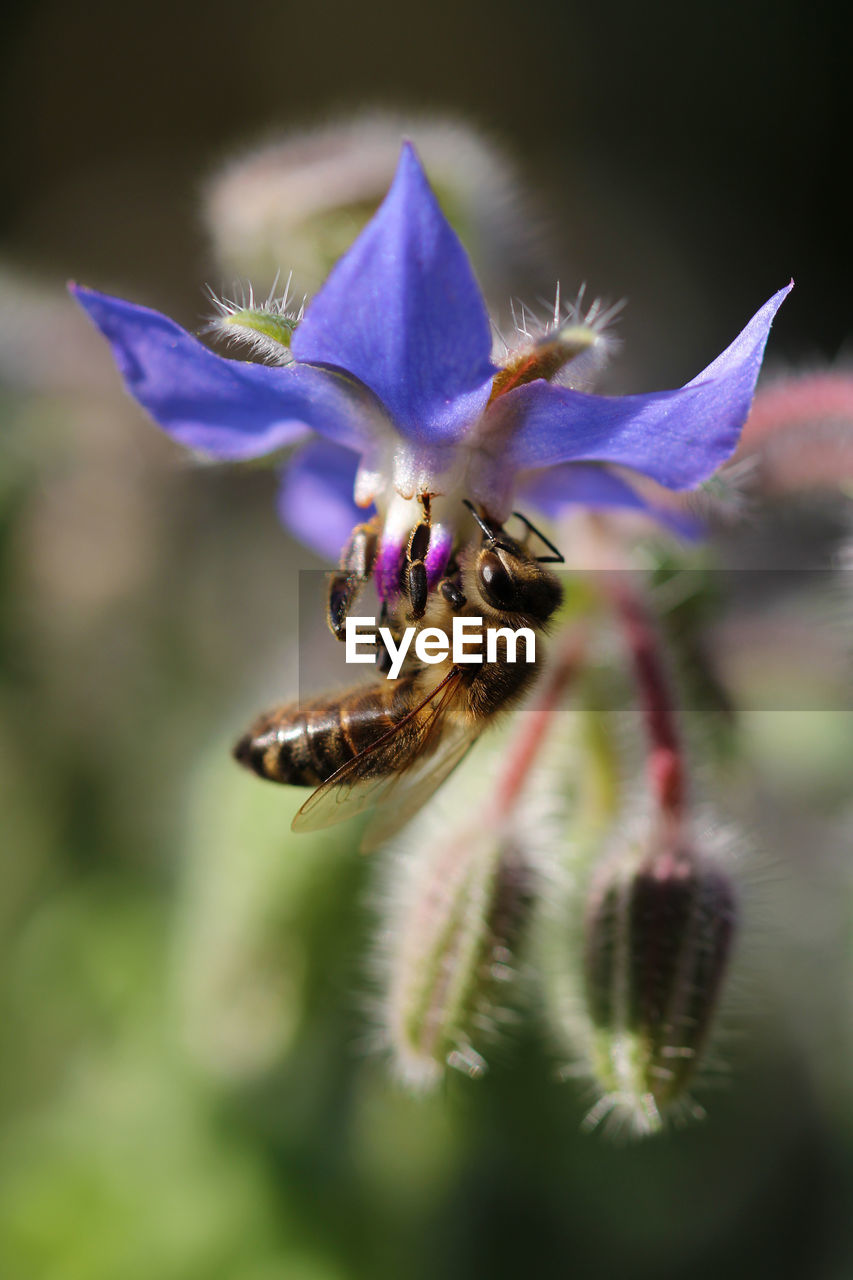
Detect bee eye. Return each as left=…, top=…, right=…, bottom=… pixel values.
left=478, top=550, right=517, bottom=609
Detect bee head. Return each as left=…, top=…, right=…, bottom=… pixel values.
left=462, top=502, right=563, bottom=625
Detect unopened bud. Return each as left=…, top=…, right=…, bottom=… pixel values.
left=203, top=113, right=540, bottom=299
left=580, top=839, right=736, bottom=1135
left=736, top=371, right=853, bottom=494
left=376, top=824, right=534, bottom=1091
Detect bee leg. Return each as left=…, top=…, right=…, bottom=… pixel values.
left=375, top=601, right=394, bottom=673
left=405, top=520, right=432, bottom=620
left=374, top=600, right=412, bottom=675
left=327, top=516, right=380, bottom=640
left=375, top=646, right=394, bottom=675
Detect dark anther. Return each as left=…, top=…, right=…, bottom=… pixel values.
left=326, top=518, right=380, bottom=641
left=327, top=572, right=352, bottom=640
left=342, top=521, right=379, bottom=579
left=408, top=521, right=431, bottom=564
left=407, top=560, right=429, bottom=618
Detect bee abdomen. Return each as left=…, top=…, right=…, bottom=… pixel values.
left=233, top=678, right=416, bottom=787
left=233, top=708, right=323, bottom=785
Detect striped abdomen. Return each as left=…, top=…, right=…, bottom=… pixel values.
left=233, top=676, right=418, bottom=786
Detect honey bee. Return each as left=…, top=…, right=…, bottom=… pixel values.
left=233, top=506, right=564, bottom=850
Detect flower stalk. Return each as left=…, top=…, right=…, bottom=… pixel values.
left=493, top=628, right=587, bottom=821
left=610, top=577, right=686, bottom=824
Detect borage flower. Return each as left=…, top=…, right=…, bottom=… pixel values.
left=71, top=143, right=790, bottom=601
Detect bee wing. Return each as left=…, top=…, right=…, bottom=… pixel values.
left=358, top=721, right=475, bottom=851
left=291, top=668, right=470, bottom=842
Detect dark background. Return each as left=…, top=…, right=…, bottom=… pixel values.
left=1, top=0, right=848, bottom=360
left=1, top=3, right=852, bottom=1278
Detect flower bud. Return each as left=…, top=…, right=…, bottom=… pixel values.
left=736, top=371, right=853, bottom=494
left=579, top=840, right=736, bottom=1134
left=202, top=113, right=540, bottom=300
left=375, top=823, right=534, bottom=1091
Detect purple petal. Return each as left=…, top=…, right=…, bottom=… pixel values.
left=277, top=439, right=374, bottom=561
left=291, top=142, right=496, bottom=444
left=70, top=284, right=380, bottom=459
left=492, top=284, right=792, bottom=489
left=424, top=524, right=453, bottom=587
left=375, top=537, right=406, bottom=603
left=519, top=463, right=702, bottom=538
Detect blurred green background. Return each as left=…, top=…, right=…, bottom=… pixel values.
left=2, top=2, right=853, bottom=1277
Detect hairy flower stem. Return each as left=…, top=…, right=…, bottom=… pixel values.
left=610, top=581, right=686, bottom=825
left=494, top=630, right=587, bottom=821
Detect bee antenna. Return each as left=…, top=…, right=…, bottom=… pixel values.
left=510, top=510, right=565, bottom=563
left=462, top=498, right=500, bottom=542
